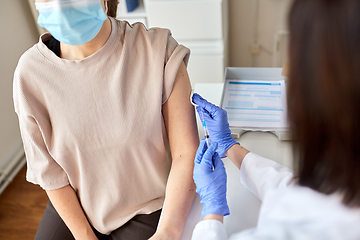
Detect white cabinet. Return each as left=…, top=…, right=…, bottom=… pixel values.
left=116, top=0, right=147, bottom=26
left=117, top=0, right=228, bottom=84
left=145, top=1, right=224, bottom=40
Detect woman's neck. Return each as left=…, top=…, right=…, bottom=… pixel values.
left=60, top=18, right=112, bottom=61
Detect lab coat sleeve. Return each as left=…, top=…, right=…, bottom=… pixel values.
left=240, top=152, right=294, bottom=200
left=191, top=219, right=288, bottom=240
left=192, top=219, right=228, bottom=240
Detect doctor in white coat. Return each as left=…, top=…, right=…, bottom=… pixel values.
left=191, top=0, right=360, bottom=239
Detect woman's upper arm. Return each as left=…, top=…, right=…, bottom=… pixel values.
left=162, top=61, right=199, bottom=159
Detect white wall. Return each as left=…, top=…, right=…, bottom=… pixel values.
left=228, top=0, right=292, bottom=67
left=0, top=0, right=39, bottom=169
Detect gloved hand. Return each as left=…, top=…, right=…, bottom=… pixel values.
left=192, top=93, right=239, bottom=158
left=193, top=139, right=230, bottom=219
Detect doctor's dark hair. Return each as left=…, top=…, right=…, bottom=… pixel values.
left=287, top=0, right=360, bottom=207
left=107, top=0, right=119, bottom=18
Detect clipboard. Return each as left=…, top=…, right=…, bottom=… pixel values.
left=220, top=67, right=292, bottom=141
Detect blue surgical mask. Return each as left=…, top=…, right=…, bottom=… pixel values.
left=35, top=0, right=108, bottom=46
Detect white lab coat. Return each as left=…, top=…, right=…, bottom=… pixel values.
left=191, top=153, right=360, bottom=240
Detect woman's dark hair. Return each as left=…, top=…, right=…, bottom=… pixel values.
left=107, top=0, right=119, bottom=18
left=287, top=0, right=360, bottom=207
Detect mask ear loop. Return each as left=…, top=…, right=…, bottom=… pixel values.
left=104, top=1, right=109, bottom=15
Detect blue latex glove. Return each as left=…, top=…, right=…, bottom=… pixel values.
left=193, top=139, right=230, bottom=219
left=192, top=93, right=239, bottom=158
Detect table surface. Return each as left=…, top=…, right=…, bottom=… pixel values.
left=163, top=83, right=294, bottom=239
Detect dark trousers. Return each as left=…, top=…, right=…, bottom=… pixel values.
left=34, top=201, right=161, bottom=240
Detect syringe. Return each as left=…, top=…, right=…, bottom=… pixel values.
left=190, top=91, right=211, bottom=147
left=201, top=109, right=211, bottom=148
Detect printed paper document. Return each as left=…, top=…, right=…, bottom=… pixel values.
left=222, top=80, right=288, bottom=129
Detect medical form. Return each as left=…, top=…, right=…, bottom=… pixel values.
left=222, top=79, right=288, bottom=129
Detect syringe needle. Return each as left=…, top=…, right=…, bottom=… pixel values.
left=201, top=110, right=211, bottom=147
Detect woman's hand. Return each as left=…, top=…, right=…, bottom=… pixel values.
left=193, top=139, right=230, bottom=219
left=46, top=186, right=99, bottom=240
left=192, top=93, right=239, bottom=158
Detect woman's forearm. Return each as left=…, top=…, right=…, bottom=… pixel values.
left=157, top=153, right=196, bottom=239
left=225, top=144, right=250, bottom=170
left=203, top=214, right=224, bottom=223
left=46, top=185, right=97, bottom=240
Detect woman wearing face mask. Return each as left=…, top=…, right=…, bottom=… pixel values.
left=13, top=0, right=198, bottom=239
left=190, top=0, right=360, bottom=239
